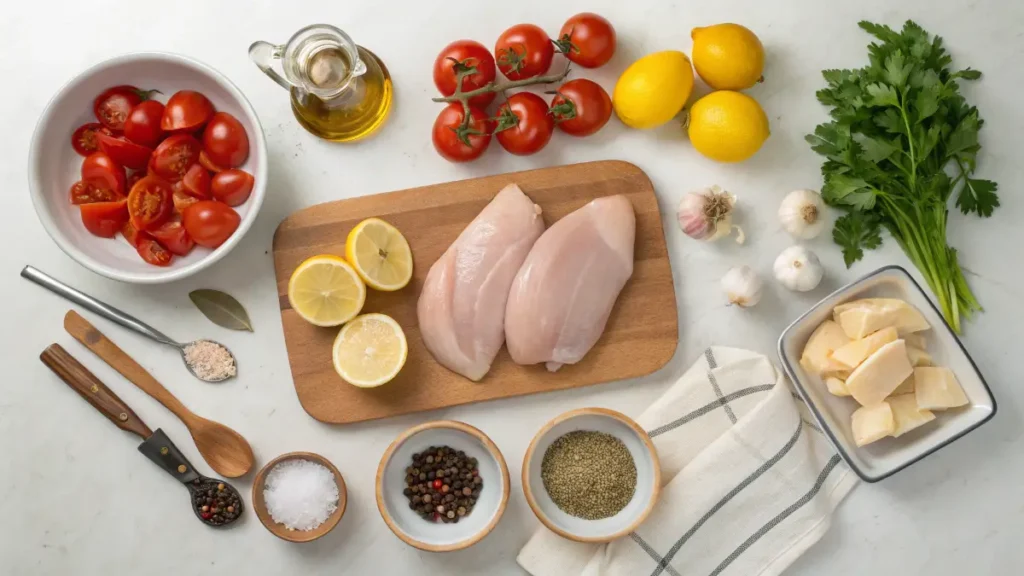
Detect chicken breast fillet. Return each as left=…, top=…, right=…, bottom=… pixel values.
left=417, top=183, right=545, bottom=381
left=505, top=195, right=635, bottom=371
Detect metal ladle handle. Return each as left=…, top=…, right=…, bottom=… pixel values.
left=21, top=266, right=180, bottom=348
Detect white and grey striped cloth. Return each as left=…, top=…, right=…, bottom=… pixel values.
left=517, top=347, right=858, bottom=576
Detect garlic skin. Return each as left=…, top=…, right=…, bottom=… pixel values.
left=778, top=189, right=826, bottom=239
left=677, top=186, right=745, bottom=244
left=774, top=245, right=824, bottom=292
left=721, top=265, right=763, bottom=307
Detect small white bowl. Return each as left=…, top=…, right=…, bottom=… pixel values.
left=522, top=408, right=661, bottom=543
left=778, top=265, right=996, bottom=482
left=29, top=52, right=267, bottom=284
left=376, top=420, right=509, bottom=552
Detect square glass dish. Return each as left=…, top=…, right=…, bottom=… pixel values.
left=778, top=265, right=996, bottom=482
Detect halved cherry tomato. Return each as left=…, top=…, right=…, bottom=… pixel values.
left=124, top=100, right=166, bottom=147
left=172, top=189, right=200, bottom=213
left=556, top=13, right=616, bottom=68
left=137, top=237, right=173, bottom=266
left=550, top=79, right=613, bottom=136
left=120, top=220, right=146, bottom=248
left=80, top=199, right=128, bottom=238
left=432, top=103, right=492, bottom=162
left=182, top=201, right=240, bottom=248
left=127, top=175, right=173, bottom=231
left=70, top=180, right=121, bottom=205
left=495, top=92, right=554, bottom=155
left=71, top=123, right=110, bottom=156
left=202, top=112, right=250, bottom=168
left=433, top=40, right=498, bottom=108
left=210, top=169, right=254, bottom=206
left=93, top=85, right=156, bottom=131
left=150, top=134, right=201, bottom=181
left=161, top=90, right=214, bottom=132
left=178, top=164, right=211, bottom=199
left=81, top=152, right=126, bottom=196
left=150, top=216, right=195, bottom=256
left=96, top=132, right=153, bottom=170
left=198, top=150, right=228, bottom=173
left=494, top=24, right=554, bottom=80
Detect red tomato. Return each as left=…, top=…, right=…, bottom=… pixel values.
left=127, top=175, right=173, bottom=231
left=124, top=100, right=166, bottom=147
left=96, top=132, right=153, bottom=170
left=495, top=92, right=555, bottom=155
left=120, top=220, right=146, bottom=248
left=556, top=13, right=616, bottom=68
left=71, top=123, right=110, bottom=156
left=149, top=216, right=195, bottom=256
left=81, top=152, right=126, bottom=196
left=202, top=112, right=250, bottom=168
left=494, top=24, right=554, bottom=80
left=433, top=40, right=497, bottom=108
left=198, top=150, right=228, bottom=173
left=182, top=201, right=240, bottom=248
left=161, top=90, right=214, bottom=132
left=70, top=180, right=121, bottom=205
left=550, top=79, right=613, bottom=136
left=127, top=171, right=145, bottom=189
left=432, top=103, right=493, bottom=162
left=80, top=199, right=128, bottom=238
left=93, top=85, right=155, bottom=131
left=150, top=134, right=201, bottom=181
left=172, top=189, right=200, bottom=213
left=180, top=164, right=211, bottom=199
left=137, top=237, right=173, bottom=266
left=210, top=169, right=254, bottom=206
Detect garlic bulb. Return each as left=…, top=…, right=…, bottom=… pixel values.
left=677, top=186, right=745, bottom=244
left=721, top=265, right=763, bottom=307
left=774, top=245, right=823, bottom=291
left=778, top=189, right=826, bottom=239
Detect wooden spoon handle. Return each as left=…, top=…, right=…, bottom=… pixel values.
left=64, top=310, right=193, bottom=423
left=40, top=344, right=153, bottom=439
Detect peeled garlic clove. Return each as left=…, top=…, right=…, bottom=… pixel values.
left=774, top=245, right=824, bottom=292
left=721, top=265, right=763, bottom=307
left=778, top=189, right=826, bottom=239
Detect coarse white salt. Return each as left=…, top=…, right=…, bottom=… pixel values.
left=263, top=459, right=339, bottom=531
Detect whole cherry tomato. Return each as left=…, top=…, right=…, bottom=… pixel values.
left=555, top=13, right=616, bottom=68
left=127, top=175, right=173, bottom=231
left=202, top=112, right=250, bottom=168
left=96, top=132, right=153, bottom=170
left=71, top=123, right=111, bottom=156
left=550, top=79, right=613, bottom=136
left=80, top=199, right=128, bottom=238
left=161, top=90, right=214, bottom=132
left=124, top=100, right=166, bottom=147
left=432, top=103, right=493, bottom=162
left=150, top=134, right=201, bottom=181
left=433, top=40, right=497, bottom=108
left=70, top=180, right=121, bottom=205
left=137, top=237, right=173, bottom=266
left=93, top=85, right=157, bottom=131
left=150, top=216, right=195, bottom=256
left=81, top=152, right=126, bottom=197
left=182, top=201, right=241, bottom=248
left=210, top=169, right=254, bottom=206
left=494, top=92, right=555, bottom=155
left=494, top=24, right=554, bottom=80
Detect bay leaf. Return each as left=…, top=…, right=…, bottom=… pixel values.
left=189, top=289, right=253, bottom=332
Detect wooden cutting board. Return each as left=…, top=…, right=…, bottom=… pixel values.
left=272, top=160, right=678, bottom=424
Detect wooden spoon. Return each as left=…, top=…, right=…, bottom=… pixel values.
left=64, top=310, right=255, bottom=478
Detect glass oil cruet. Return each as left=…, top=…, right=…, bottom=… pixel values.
left=249, top=24, right=393, bottom=142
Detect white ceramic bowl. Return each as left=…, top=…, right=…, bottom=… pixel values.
left=778, top=265, right=996, bottom=482
left=29, top=52, right=267, bottom=284
left=376, top=420, right=509, bottom=552
left=522, top=408, right=661, bottom=543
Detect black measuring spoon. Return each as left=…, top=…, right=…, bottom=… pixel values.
left=40, top=344, right=244, bottom=528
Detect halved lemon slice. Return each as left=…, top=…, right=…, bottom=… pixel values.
left=344, top=218, right=414, bottom=291
left=332, top=313, right=408, bottom=388
left=288, top=255, right=366, bottom=327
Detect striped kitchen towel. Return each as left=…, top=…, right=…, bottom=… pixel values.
left=517, top=346, right=858, bottom=576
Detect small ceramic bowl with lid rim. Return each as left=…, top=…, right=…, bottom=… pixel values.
left=252, top=451, right=347, bottom=543
left=522, top=407, right=661, bottom=543
left=376, top=420, right=510, bottom=552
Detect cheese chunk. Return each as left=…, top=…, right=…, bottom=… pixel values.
left=891, top=374, right=915, bottom=396
left=903, top=333, right=928, bottom=349
left=825, top=376, right=851, bottom=397
left=830, top=327, right=898, bottom=369
left=800, top=320, right=851, bottom=376
left=888, top=394, right=936, bottom=437
left=906, top=346, right=933, bottom=367
left=914, top=367, right=969, bottom=410
left=834, top=298, right=931, bottom=338
left=852, top=402, right=895, bottom=447
left=845, top=339, right=914, bottom=406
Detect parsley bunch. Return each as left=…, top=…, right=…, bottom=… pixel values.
left=807, top=20, right=998, bottom=333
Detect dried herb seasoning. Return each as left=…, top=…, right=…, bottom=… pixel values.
left=541, top=430, right=637, bottom=520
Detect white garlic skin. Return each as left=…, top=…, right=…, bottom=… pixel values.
left=774, top=245, right=824, bottom=292
left=677, top=186, right=738, bottom=242
left=778, top=189, right=826, bottom=240
left=677, top=191, right=715, bottom=239
left=721, top=265, right=764, bottom=307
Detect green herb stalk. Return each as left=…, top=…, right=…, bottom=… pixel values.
left=807, top=21, right=998, bottom=333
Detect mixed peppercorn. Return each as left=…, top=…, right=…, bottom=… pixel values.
left=190, top=478, right=242, bottom=526
left=403, top=445, right=483, bottom=523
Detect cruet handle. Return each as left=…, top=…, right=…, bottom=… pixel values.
left=248, top=40, right=292, bottom=91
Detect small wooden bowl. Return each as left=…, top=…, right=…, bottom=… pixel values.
left=522, top=407, right=661, bottom=543
left=376, top=420, right=510, bottom=552
left=252, top=452, right=347, bottom=543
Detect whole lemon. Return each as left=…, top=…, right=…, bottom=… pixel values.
left=691, top=23, right=764, bottom=90
left=688, top=91, right=769, bottom=163
left=613, top=51, right=694, bottom=129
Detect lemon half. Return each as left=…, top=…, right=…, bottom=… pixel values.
left=344, top=218, right=413, bottom=291
left=332, top=313, right=408, bottom=388
left=288, top=255, right=366, bottom=327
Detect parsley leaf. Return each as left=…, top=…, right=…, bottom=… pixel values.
left=957, top=178, right=999, bottom=217
left=833, top=212, right=883, bottom=267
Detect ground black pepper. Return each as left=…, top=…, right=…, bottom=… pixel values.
left=403, top=446, right=482, bottom=524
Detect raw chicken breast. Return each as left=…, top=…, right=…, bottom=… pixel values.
left=505, top=195, right=635, bottom=371
left=417, top=183, right=545, bottom=381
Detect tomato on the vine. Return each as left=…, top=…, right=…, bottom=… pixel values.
left=494, top=92, right=554, bottom=155
left=96, top=132, right=153, bottom=170
left=494, top=24, right=554, bottom=80
left=432, top=103, right=493, bottom=162
left=93, top=85, right=156, bottom=131
left=555, top=13, right=616, bottom=68
left=81, top=152, right=126, bottom=197
left=182, top=201, right=240, bottom=248
left=124, top=100, right=166, bottom=148
left=127, top=175, right=173, bottom=231
left=161, top=90, right=214, bottom=132
left=550, top=79, right=613, bottom=137
left=71, top=123, right=111, bottom=156
left=80, top=199, right=128, bottom=238
left=433, top=40, right=498, bottom=108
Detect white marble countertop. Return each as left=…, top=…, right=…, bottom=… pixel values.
left=2, top=0, right=1022, bottom=574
